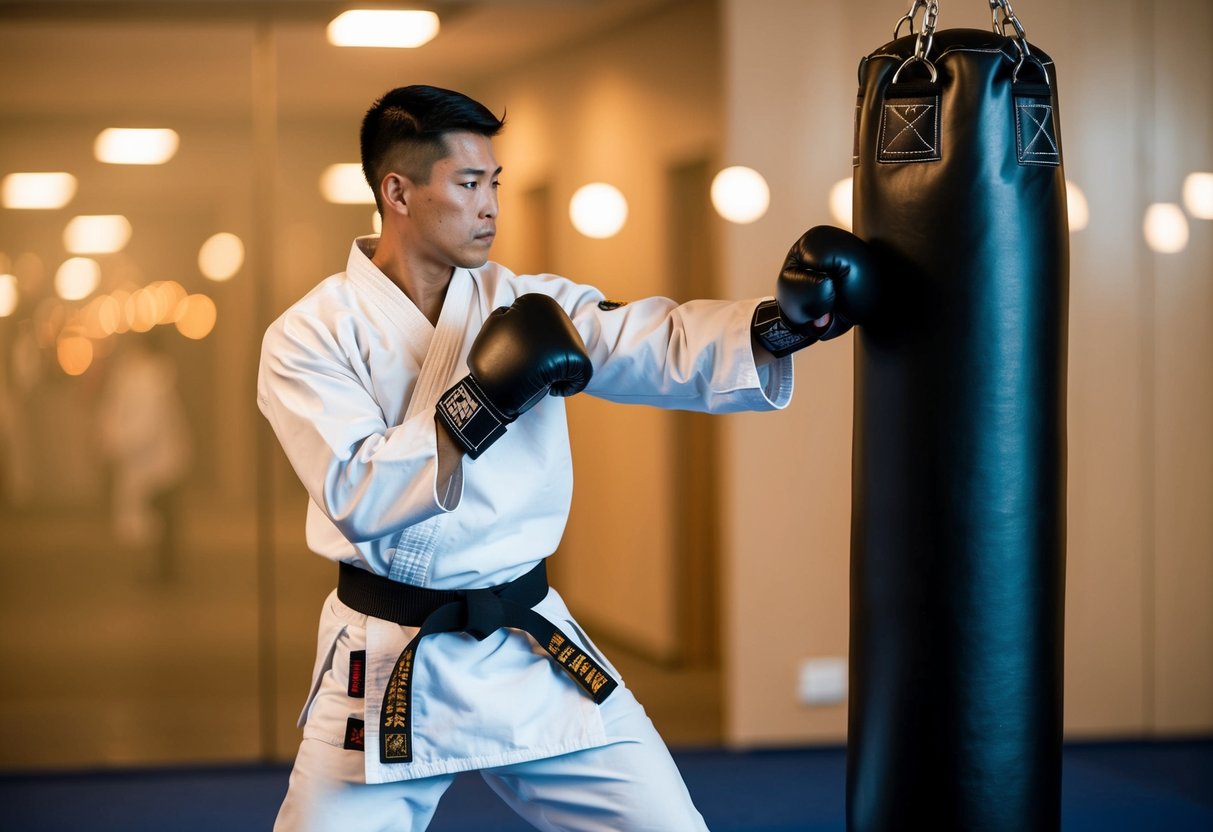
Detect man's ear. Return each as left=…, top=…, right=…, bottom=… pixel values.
left=381, top=172, right=411, bottom=216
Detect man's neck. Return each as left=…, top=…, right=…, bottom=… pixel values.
left=371, top=233, right=453, bottom=327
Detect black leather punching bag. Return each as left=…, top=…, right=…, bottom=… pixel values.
left=848, top=2, right=1068, bottom=830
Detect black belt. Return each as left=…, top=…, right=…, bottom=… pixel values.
left=337, top=560, right=619, bottom=764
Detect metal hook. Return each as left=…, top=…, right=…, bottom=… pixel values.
left=892, top=54, right=939, bottom=85
left=894, top=0, right=923, bottom=39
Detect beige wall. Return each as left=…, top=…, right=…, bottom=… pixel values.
left=719, top=0, right=1213, bottom=745
left=472, top=1, right=724, bottom=659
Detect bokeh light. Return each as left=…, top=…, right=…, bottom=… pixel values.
left=175, top=294, right=218, bottom=340
left=321, top=163, right=376, bottom=205
left=828, top=177, right=853, bottom=230
left=0, top=274, right=17, bottom=317
left=94, top=128, right=179, bottom=165
left=1066, top=180, right=1090, bottom=232
left=1183, top=172, right=1213, bottom=220
left=1143, top=203, right=1189, bottom=254
left=198, top=232, right=245, bottom=281
left=54, top=257, right=101, bottom=301
left=711, top=166, right=770, bottom=224
left=2, top=172, right=77, bottom=209
left=57, top=334, right=94, bottom=376
left=64, top=214, right=133, bottom=254
left=326, top=10, right=440, bottom=48
left=569, top=183, right=628, bottom=239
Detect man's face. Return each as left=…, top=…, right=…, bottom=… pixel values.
left=403, top=131, right=500, bottom=270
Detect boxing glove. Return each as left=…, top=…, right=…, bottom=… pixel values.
left=436, top=293, right=593, bottom=459
left=752, top=225, right=880, bottom=356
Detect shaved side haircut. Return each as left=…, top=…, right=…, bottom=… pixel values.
left=360, top=84, right=506, bottom=213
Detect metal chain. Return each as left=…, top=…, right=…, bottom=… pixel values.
left=990, top=0, right=1031, bottom=55
left=890, top=1, right=1044, bottom=86
left=894, top=1, right=941, bottom=60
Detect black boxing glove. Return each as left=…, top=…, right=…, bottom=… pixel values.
left=778, top=225, right=880, bottom=342
left=436, top=293, right=593, bottom=459
left=752, top=225, right=880, bottom=356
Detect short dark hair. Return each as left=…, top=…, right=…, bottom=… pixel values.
left=360, top=85, right=505, bottom=213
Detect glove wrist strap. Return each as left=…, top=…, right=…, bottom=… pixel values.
left=751, top=299, right=818, bottom=358
left=436, top=374, right=512, bottom=459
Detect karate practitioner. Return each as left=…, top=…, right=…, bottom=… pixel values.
left=258, top=85, right=875, bottom=832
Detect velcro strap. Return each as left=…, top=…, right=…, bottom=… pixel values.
left=435, top=374, right=511, bottom=459
left=751, top=299, right=818, bottom=358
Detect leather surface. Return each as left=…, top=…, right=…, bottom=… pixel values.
left=847, top=29, right=1069, bottom=832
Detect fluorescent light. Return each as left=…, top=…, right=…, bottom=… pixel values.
left=94, top=128, right=179, bottom=165
left=64, top=215, right=133, bottom=254
left=320, top=163, right=376, bottom=205
left=327, top=10, right=440, bottom=48
left=711, top=166, right=770, bottom=225
left=1143, top=203, right=1189, bottom=254
left=569, top=183, right=628, bottom=239
left=2, top=172, right=77, bottom=209
left=1183, top=172, right=1213, bottom=220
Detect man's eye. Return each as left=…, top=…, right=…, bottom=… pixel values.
left=491, top=180, right=501, bottom=189
left=461, top=182, right=477, bottom=189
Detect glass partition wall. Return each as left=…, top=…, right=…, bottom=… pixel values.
left=0, top=8, right=385, bottom=767
left=1, top=0, right=723, bottom=769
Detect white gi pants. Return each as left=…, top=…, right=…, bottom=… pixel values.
left=274, top=610, right=709, bottom=832
left=275, top=685, right=708, bottom=832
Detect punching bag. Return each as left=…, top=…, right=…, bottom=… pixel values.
left=848, top=2, right=1068, bottom=830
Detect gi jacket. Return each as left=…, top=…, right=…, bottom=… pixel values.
left=257, top=236, right=793, bottom=783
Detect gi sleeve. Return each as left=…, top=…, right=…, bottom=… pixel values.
left=511, top=275, right=792, bottom=412
left=257, top=310, right=454, bottom=544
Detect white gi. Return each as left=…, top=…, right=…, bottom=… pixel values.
left=258, top=236, right=794, bottom=830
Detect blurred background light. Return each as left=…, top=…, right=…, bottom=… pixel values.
left=198, top=232, right=245, bottom=281
left=569, top=182, right=628, bottom=239
left=828, top=177, right=853, bottom=230
left=54, top=257, right=101, bottom=301
left=94, top=128, right=179, bottom=165
left=64, top=214, right=133, bottom=254
left=1143, top=202, right=1190, bottom=254
left=1066, top=180, right=1090, bottom=232
left=0, top=274, right=17, bottom=317
left=1183, top=171, right=1213, bottom=220
left=326, top=10, right=440, bottom=48
left=88, top=295, right=124, bottom=337
left=56, top=334, right=94, bottom=376
left=321, top=163, right=376, bottom=205
left=2, top=172, right=77, bottom=209
left=710, top=166, right=770, bottom=224
left=175, top=294, right=217, bottom=340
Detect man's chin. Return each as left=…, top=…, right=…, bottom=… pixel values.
left=457, top=253, right=491, bottom=270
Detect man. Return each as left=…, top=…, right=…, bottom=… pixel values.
left=258, top=84, right=874, bottom=831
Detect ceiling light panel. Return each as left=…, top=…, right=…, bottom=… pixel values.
left=94, top=128, right=179, bottom=165
left=327, top=10, right=440, bottom=48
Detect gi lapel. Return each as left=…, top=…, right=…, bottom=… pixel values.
left=386, top=268, right=475, bottom=586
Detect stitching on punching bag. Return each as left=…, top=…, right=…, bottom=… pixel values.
left=879, top=97, right=941, bottom=163
left=1014, top=99, right=1059, bottom=166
